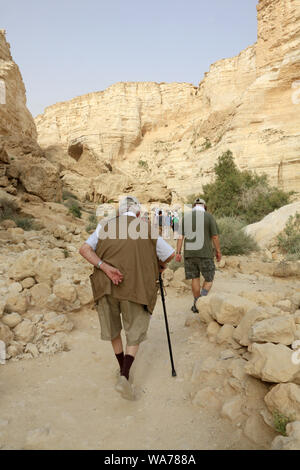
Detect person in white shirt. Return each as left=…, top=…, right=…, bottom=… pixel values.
left=79, top=196, right=175, bottom=400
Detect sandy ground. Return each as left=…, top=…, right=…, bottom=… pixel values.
left=1, top=270, right=287, bottom=451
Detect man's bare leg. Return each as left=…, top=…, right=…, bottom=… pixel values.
left=201, top=281, right=213, bottom=295
left=191, top=278, right=201, bottom=313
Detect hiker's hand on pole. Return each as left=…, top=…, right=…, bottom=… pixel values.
left=101, top=262, right=123, bottom=285
left=159, top=261, right=167, bottom=273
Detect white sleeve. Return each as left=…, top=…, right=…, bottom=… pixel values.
left=156, top=236, right=175, bottom=262
left=85, top=223, right=101, bottom=251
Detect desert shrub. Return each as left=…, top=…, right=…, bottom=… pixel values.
left=0, top=197, right=19, bottom=220
left=63, top=249, right=69, bottom=258
left=86, top=214, right=98, bottom=233
left=62, top=190, right=78, bottom=200
left=217, top=216, right=258, bottom=255
left=277, top=213, right=300, bottom=260
left=196, top=150, right=292, bottom=224
left=138, top=160, right=149, bottom=171
left=0, top=198, right=41, bottom=230
left=14, top=217, right=42, bottom=231
left=68, top=203, right=82, bottom=219
left=273, top=410, right=292, bottom=436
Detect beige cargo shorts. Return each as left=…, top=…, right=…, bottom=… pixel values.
left=96, top=295, right=151, bottom=346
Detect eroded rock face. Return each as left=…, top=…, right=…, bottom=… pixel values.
left=0, top=30, right=36, bottom=139
left=35, top=0, right=300, bottom=202
left=0, top=30, right=62, bottom=202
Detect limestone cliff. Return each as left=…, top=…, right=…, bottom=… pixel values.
left=0, top=30, right=36, bottom=139
left=35, top=0, right=300, bottom=203
left=0, top=30, right=62, bottom=202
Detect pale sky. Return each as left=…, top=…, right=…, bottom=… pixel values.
left=2, top=0, right=258, bottom=117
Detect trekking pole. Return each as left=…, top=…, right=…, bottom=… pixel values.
left=158, top=273, right=177, bottom=377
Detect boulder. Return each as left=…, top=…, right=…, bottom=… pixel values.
left=43, top=313, right=74, bottom=333
left=245, top=343, right=300, bottom=384
left=5, top=292, right=28, bottom=314
left=25, top=343, right=39, bottom=358
left=233, top=307, right=270, bottom=346
left=30, top=283, right=52, bottom=308
left=18, top=156, right=62, bottom=202
left=273, top=261, right=300, bottom=278
left=53, top=282, right=77, bottom=303
left=221, top=395, right=245, bottom=423
left=250, top=316, right=296, bottom=345
left=271, top=421, right=300, bottom=450
left=13, top=319, right=36, bottom=343
left=8, top=282, right=23, bottom=294
left=206, top=321, right=221, bottom=342
left=274, top=299, right=294, bottom=313
left=1, top=312, right=22, bottom=328
left=0, top=321, right=14, bottom=345
left=244, top=202, right=300, bottom=249
left=21, top=277, right=35, bottom=289
left=76, top=282, right=93, bottom=306
left=244, top=414, right=277, bottom=448
left=196, top=296, right=213, bottom=324
left=8, top=249, right=61, bottom=285
left=38, top=332, right=69, bottom=354
left=7, top=341, right=24, bottom=358
left=264, top=383, right=300, bottom=421
left=210, top=294, right=257, bottom=326
left=216, top=324, right=236, bottom=345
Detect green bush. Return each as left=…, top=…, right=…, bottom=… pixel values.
left=217, top=216, right=258, bottom=255
left=69, top=203, right=82, bottom=219
left=86, top=214, right=98, bottom=233
left=138, top=160, right=149, bottom=171
left=273, top=410, right=292, bottom=436
left=197, top=150, right=292, bottom=224
left=277, top=213, right=300, bottom=260
left=0, top=198, right=42, bottom=231
left=14, top=217, right=42, bottom=231
left=0, top=197, right=19, bottom=220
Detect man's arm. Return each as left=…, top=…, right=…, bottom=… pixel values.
left=158, top=252, right=175, bottom=273
left=175, top=235, right=184, bottom=262
left=79, top=243, right=123, bottom=286
left=212, top=235, right=222, bottom=262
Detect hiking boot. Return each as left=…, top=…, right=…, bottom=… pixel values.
left=115, top=375, right=136, bottom=401
left=115, top=368, right=133, bottom=384
left=191, top=304, right=199, bottom=314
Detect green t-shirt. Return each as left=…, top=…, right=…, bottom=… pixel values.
left=181, top=210, right=219, bottom=258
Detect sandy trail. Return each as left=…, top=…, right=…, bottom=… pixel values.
left=0, top=276, right=272, bottom=450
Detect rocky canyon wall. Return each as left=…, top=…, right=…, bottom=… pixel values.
left=35, top=0, right=300, bottom=203
left=0, top=30, right=62, bottom=202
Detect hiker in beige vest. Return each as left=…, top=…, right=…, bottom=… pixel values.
left=79, top=196, right=175, bottom=400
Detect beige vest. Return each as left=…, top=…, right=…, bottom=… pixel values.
left=89, top=215, right=159, bottom=313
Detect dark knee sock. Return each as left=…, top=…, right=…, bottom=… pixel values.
left=115, top=352, right=124, bottom=372
left=121, top=354, right=135, bottom=380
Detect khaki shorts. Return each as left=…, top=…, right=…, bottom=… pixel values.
left=96, top=295, right=151, bottom=346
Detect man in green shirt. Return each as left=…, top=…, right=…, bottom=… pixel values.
left=176, top=198, right=222, bottom=313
